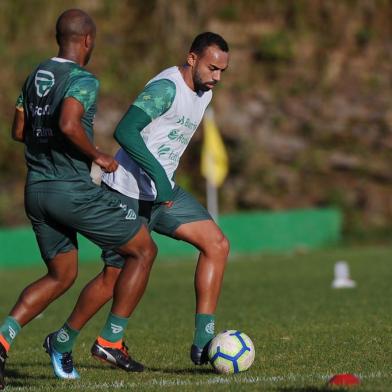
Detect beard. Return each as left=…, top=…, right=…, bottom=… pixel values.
left=193, top=70, right=216, bottom=92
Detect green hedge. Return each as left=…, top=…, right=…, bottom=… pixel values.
left=0, top=208, right=341, bottom=268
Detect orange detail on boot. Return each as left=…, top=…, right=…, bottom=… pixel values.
left=97, top=336, right=122, bottom=349
left=0, top=334, right=10, bottom=352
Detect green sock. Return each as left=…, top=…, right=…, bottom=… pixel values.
left=0, top=316, right=21, bottom=348
left=100, top=312, right=128, bottom=343
left=193, top=313, right=215, bottom=348
left=52, top=323, right=80, bottom=353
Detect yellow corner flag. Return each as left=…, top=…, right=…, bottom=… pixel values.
left=201, top=108, right=228, bottom=187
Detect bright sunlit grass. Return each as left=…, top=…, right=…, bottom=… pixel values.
left=1, top=245, right=391, bottom=391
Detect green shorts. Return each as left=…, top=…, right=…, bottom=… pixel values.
left=25, top=182, right=142, bottom=263
left=102, top=183, right=212, bottom=268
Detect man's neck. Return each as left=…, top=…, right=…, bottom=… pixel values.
left=57, top=49, right=84, bottom=67
left=179, top=64, right=195, bottom=92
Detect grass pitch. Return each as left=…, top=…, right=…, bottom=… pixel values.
left=1, top=245, right=392, bottom=391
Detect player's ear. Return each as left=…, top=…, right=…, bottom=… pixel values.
left=187, top=52, right=198, bottom=67
left=85, top=34, right=93, bottom=49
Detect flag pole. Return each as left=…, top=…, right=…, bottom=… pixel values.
left=206, top=170, right=219, bottom=223
left=205, top=109, right=219, bottom=222
left=201, top=107, right=228, bottom=224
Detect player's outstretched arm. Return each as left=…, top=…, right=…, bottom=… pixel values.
left=59, top=97, right=118, bottom=172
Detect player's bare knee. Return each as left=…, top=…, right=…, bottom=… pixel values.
left=47, top=268, right=77, bottom=293
left=218, top=234, right=230, bottom=260
left=102, top=267, right=121, bottom=287
left=140, top=240, right=157, bottom=266
left=151, top=240, right=158, bottom=260
left=47, top=276, right=75, bottom=296
left=206, top=233, right=230, bottom=261
left=59, top=273, right=77, bottom=292
left=125, top=239, right=157, bottom=270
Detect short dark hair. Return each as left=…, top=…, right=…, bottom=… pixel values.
left=190, top=32, right=229, bottom=55
left=56, top=9, right=95, bottom=46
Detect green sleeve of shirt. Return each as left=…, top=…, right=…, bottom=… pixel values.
left=65, top=75, right=99, bottom=112
left=15, top=92, right=24, bottom=109
left=133, top=79, right=176, bottom=120
left=114, top=105, right=174, bottom=203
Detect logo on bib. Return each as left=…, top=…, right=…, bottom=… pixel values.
left=176, top=115, right=197, bottom=131
left=168, top=129, right=179, bottom=140
left=157, top=144, right=171, bottom=157
left=168, top=129, right=190, bottom=145
left=35, top=70, right=55, bottom=97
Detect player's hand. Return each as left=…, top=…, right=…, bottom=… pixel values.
left=94, top=152, right=118, bottom=173
left=162, top=201, right=174, bottom=208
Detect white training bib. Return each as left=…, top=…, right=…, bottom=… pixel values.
left=103, top=66, right=212, bottom=200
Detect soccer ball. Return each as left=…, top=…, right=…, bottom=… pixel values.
left=208, top=330, right=255, bottom=374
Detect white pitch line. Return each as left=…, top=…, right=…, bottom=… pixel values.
left=5, top=371, right=391, bottom=390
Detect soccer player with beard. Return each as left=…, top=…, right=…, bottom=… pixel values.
left=46, top=32, right=230, bottom=375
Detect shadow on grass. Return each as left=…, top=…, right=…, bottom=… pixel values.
left=8, top=361, right=46, bottom=368
left=80, top=363, right=115, bottom=370
left=81, top=363, right=215, bottom=375
left=277, top=387, right=349, bottom=392
left=145, top=366, right=216, bottom=375
left=5, top=369, right=53, bottom=388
